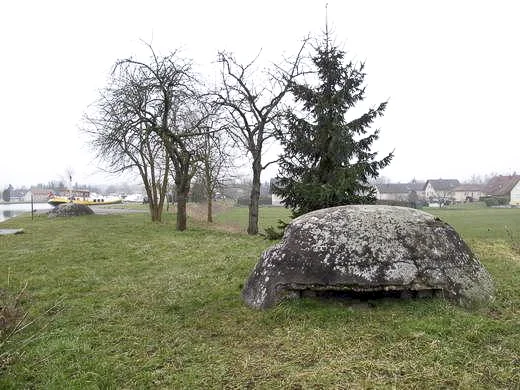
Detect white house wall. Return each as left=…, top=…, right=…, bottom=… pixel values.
left=272, top=194, right=283, bottom=206
left=511, top=182, right=520, bottom=206
left=454, top=191, right=482, bottom=203
left=425, top=183, right=436, bottom=199
left=379, top=193, right=409, bottom=201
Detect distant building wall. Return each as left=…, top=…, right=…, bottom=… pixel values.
left=272, top=194, right=283, bottom=207
left=378, top=192, right=408, bottom=201
left=453, top=187, right=483, bottom=203
left=425, top=182, right=436, bottom=199
left=24, top=189, right=52, bottom=203
left=511, top=182, right=520, bottom=206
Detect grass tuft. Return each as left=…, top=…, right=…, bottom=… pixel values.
left=505, top=225, right=520, bottom=256
left=0, top=279, right=29, bottom=370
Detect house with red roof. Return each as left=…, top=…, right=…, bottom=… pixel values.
left=481, top=175, right=520, bottom=206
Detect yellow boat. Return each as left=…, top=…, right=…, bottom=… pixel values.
left=48, top=190, right=122, bottom=207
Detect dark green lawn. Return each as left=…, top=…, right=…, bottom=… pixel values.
left=427, top=206, right=520, bottom=241
left=0, top=205, right=519, bottom=388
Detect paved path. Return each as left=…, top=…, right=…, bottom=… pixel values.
left=0, top=228, right=24, bottom=235
left=89, top=205, right=148, bottom=215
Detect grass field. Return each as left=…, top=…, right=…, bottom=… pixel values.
left=0, top=204, right=519, bottom=389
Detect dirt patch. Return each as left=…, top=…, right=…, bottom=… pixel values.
left=187, top=201, right=234, bottom=220
left=186, top=202, right=244, bottom=233
left=90, top=205, right=148, bottom=215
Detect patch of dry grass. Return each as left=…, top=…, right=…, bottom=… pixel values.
left=0, top=281, right=28, bottom=369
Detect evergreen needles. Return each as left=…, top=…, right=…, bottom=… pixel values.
left=274, top=33, right=393, bottom=217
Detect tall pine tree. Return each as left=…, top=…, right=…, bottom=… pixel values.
left=274, top=32, right=393, bottom=217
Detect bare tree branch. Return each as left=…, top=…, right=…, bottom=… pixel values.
left=214, top=38, right=308, bottom=234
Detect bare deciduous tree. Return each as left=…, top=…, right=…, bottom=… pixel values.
left=165, top=99, right=213, bottom=230
left=115, top=45, right=212, bottom=231
left=85, top=67, right=170, bottom=222
left=196, top=117, right=234, bottom=223
left=216, top=42, right=307, bottom=234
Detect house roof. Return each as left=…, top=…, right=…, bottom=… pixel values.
left=408, top=180, right=426, bottom=191
left=424, top=179, right=460, bottom=191
left=482, top=175, right=520, bottom=196
left=454, top=184, right=483, bottom=192
left=29, top=188, right=55, bottom=195
left=377, top=182, right=425, bottom=194
left=377, top=183, right=410, bottom=194
left=10, top=189, right=27, bottom=197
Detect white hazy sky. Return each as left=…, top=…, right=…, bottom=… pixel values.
left=1, top=0, right=519, bottom=189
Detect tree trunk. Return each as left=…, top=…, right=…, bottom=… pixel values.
left=176, top=188, right=188, bottom=231
left=149, top=184, right=162, bottom=222
left=156, top=157, right=170, bottom=220
left=144, top=184, right=162, bottom=222
left=149, top=203, right=160, bottom=222
left=207, top=197, right=213, bottom=223
left=175, top=166, right=192, bottom=231
left=247, top=156, right=262, bottom=235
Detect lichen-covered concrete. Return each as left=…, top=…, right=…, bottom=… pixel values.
left=242, top=205, right=495, bottom=309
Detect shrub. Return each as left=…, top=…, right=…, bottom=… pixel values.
left=1, top=278, right=61, bottom=370
left=505, top=226, right=520, bottom=255
left=481, top=196, right=510, bottom=207
left=376, top=199, right=426, bottom=208
left=263, top=219, right=289, bottom=240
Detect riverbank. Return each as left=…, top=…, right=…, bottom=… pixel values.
left=0, top=202, right=53, bottom=223
left=0, top=200, right=43, bottom=205
left=0, top=203, right=151, bottom=223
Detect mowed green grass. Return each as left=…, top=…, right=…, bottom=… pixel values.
left=0, top=205, right=519, bottom=389
left=213, top=205, right=291, bottom=234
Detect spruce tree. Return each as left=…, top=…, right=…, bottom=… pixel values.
left=274, top=33, right=393, bottom=217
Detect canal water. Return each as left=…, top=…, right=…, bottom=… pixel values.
left=0, top=203, right=54, bottom=223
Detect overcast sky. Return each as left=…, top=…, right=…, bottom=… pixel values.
left=1, top=0, right=519, bottom=189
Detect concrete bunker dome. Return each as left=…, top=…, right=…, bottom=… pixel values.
left=242, top=205, right=495, bottom=309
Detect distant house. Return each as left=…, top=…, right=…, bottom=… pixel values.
left=375, top=183, right=410, bottom=201
left=424, top=179, right=460, bottom=204
left=9, top=188, right=27, bottom=202
left=408, top=180, right=426, bottom=200
left=482, top=175, right=520, bottom=205
left=272, top=193, right=283, bottom=206
left=375, top=180, right=425, bottom=202
left=511, top=180, right=520, bottom=207
left=453, top=184, right=483, bottom=203
left=24, top=188, right=54, bottom=203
